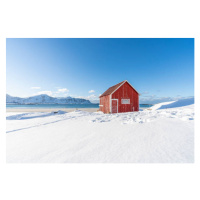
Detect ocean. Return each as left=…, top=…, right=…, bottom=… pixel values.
left=6, top=104, right=153, bottom=109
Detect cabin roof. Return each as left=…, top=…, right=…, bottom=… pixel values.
left=100, top=81, right=125, bottom=97
left=100, top=80, right=139, bottom=98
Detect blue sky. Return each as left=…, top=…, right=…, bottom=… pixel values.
left=6, top=38, right=194, bottom=103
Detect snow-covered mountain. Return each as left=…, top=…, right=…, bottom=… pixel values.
left=6, top=94, right=92, bottom=104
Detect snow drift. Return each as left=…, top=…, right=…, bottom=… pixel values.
left=6, top=99, right=194, bottom=163
left=6, top=110, right=67, bottom=120
left=151, top=97, right=194, bottom=110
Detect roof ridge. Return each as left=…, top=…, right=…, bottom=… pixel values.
left=99, top=80, right=126, bottom=97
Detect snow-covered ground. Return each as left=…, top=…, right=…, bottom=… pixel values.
left=150, top=97, right=194, bottom=110
left=6, top=98, right=194, bottom=163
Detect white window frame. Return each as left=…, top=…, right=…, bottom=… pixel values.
left=121, top=99, right=130, bottom=104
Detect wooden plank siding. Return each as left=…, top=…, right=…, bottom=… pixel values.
left=112, top=81, right=139, bottom=112
left=99, top=80, right=139, bottom=113
left=99, top=95, right=110, bottom=113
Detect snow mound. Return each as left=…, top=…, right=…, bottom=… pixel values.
left=151, top=97, right=194, bottom=110
left=6, top=105, right=194, bottom=163
left=7, top=110, right=67, bottom=120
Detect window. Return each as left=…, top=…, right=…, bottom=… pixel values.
left=121, top=99, right=130, bottom=104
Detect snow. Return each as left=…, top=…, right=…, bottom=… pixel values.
left=6, top=110, right=67, bottom=120
left=150, top=97, right=194, bottom=110
left=6, top=100, right=194, bottom=163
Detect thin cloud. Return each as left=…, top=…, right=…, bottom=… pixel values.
left=74, top=94, right=98, bottom=100
left=87, top=94, right=99, bottom=103
left=89, top=90, right=95, bottom=93
left=31, top=87, right=41, bottom=89
left=87, top=94, right=97, bottom=99
left=57, top=88, right=69, bottom=93
left=75, top=94, right=99, bottom=103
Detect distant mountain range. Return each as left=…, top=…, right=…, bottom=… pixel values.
left=6, top=94, right=92, bottom=104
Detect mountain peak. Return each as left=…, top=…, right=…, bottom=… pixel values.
left=6, top=94, right=92, bottom=104
left=33, top=94, right=50, bottom=97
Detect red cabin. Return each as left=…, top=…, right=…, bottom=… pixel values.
left=99, top=80, right=139, bottom=114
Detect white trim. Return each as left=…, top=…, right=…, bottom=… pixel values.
left=110, top=81, right=126, bottom=96
left=125, top=80, right=140, bottom=95
left=99, top=105, right=103, bottom=107
left=110, top=94, right=112, bottom=113
left=110, top=80, right=139, bottom=96
left=111, top=99, right=118, bottom=113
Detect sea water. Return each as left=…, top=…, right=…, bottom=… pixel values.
left=6, top=104, right=153, bottom=109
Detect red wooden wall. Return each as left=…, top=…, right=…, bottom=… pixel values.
left=112, top=82, right=139, bottom=112
left=99, top=95, right=110, bottom=113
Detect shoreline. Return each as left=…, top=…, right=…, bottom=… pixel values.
left=6, top=108, right=148, bottom=113
left=6, top=108, right=99, bottom=113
